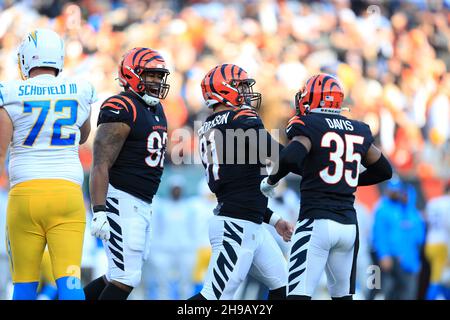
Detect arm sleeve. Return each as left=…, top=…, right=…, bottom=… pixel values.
left=358, top=153, right=392, bottom=186
left=263, top=207, right=274, bottom=224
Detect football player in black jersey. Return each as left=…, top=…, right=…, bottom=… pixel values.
left=84, top=48, right=170, bottom=300
left=261, top=73, right=392, bottom=299
left=189, top=64, right=294, bottom=300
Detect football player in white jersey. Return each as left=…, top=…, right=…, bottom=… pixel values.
left=425, top=182, right=450, bottom=299
left=0, top=28, right=96, bottom=300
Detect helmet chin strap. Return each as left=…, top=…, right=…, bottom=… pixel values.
left=129, top=88, right=160, bottom=106
left=142, top=94, right=160, bottom=106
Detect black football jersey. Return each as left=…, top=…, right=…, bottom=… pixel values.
left=97, top=91, right=167, bottom=203
left=198, top=108, right=280, bottom=224
left=286, top=113, right=374, bottom=224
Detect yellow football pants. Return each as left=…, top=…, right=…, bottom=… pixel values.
left=192, top=247, right=212, bottom=284
left=6, top=179, right=85, bottom=283
left=40, top=249, right=56, bottom=287
left=425, top=243, right=448, bottom=283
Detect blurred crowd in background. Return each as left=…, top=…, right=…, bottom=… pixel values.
left=0, top=0, right=449, bottom=299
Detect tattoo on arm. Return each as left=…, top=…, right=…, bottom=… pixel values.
left=93, top=122, right=130, bottom=168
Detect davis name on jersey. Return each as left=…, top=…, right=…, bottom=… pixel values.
left=286, top=113, right=374, bottom=224
left=0, top=75, right=96, bottom=187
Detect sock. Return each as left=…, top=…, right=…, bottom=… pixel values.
left=56, top=277, right=85, bottom=300
left=193, top=283, right=203, bottom=296
left=188, top=292, right=207, bottom=300
left=268, top=286, right=286, bottom=300
left=99, top=282, right=131, bottom=300
left=426, top=283, right=442, bottom=300
left=443, top=287, right=450, bottom=300
left=37, top=284, right=58, bottom=300
left=84, top=275, right=108, bottom=300
left=13, top=282, right=39, bottom=300
left=332, top=295, right=353, bottom=300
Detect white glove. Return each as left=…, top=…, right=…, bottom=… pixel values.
left=260, top=177, right=278, bottom=198
left=90, top=211, right=110, bottom=241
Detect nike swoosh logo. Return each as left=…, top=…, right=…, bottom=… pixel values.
left=286, top=126, right=292, bottom=133
left=110, top=110, right=120, bottom=114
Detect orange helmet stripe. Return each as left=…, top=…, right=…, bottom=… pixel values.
left=307, top=75, right=320, bottom=108
left=142, top=54, right=165, bottom=68
left=319, top=75, right=334, bottom=103
left=224, top=64, right=233, bottom=81
left=131, top=48, right=147, bottom=66
left=137, top=51, right=154, bottom=68
left=231, top=64, right=238, bottom=79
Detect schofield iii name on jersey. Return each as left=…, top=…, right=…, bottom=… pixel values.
left=325, top=118, right=354, bottom=131
left=198, top=112, right=230, bottom=135
left=18, top=84, right=78, bottom=96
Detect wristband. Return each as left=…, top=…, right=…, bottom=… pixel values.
left=269, top=213, right=282, bottom=227
left=92, top=205, right=106, bottom=213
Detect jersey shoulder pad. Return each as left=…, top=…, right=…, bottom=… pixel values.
left=98, top=94, right=138, bottom=125
left=286, top=115, right=311, bottom=140
left=231, top=108, right=263, bottom=129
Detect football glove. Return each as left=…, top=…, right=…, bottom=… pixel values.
left=90, top=211, right=110, bottom=241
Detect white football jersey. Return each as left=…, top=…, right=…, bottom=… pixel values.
left=425, top=195, right=450, bottom=244
left=0, top=74, right=97, bottom=187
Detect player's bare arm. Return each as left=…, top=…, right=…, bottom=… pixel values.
left=79, top=111, right=91, bottom=145
left=90, top=122, right=130, bottom=207
left=0, top=108, right=13, bottom=176
left=358, top=144, right=392, bottom=186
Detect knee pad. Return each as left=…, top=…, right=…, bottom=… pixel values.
left=111, top=270, right=142, bottom=288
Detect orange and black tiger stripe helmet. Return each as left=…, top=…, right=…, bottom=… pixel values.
left=118, top=47, right=170, bottom=100
left=201, top=63, right=261, bottom=110
left=295, top=73, right=344, bottom=115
